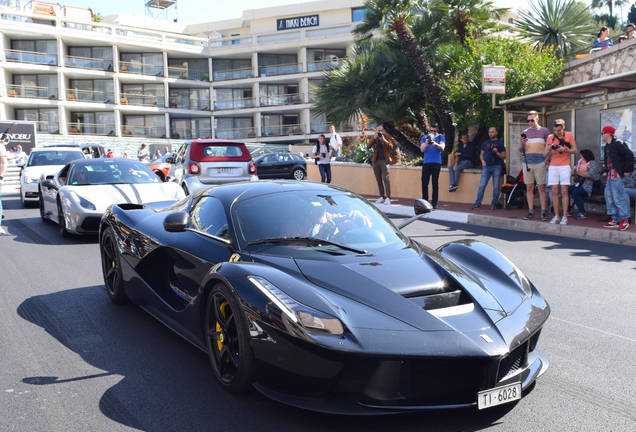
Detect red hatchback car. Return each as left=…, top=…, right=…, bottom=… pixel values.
left=166, top=139, right=258, bottom=194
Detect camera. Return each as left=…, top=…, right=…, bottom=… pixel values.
left=377, top=132, right=383, bottom=137
left=520, top=133, right=527, bottom=139
left=321, top=152, right=326, bottom=158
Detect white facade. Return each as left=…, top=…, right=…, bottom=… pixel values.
left=0, top=0, right=368, bottom=147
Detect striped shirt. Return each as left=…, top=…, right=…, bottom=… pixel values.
left=523, top=126, right=550, bottom=164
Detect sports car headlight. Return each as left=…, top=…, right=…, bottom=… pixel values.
left=70, top=191, right=96, bottom=210
left=247, top=276, right=344, bottom=335
left=24, top=177, right=39, bottom=183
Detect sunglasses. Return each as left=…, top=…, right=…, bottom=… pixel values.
left=527, top=119, right=535, bottom=122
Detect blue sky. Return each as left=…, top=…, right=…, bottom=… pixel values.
left=65, top=0, right=308, bottom=25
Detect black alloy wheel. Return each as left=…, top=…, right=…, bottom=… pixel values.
left=292, top=168, right=306, bottom=181
left=20, top=192, right=27, bottom=208
left=100, top=227, right=128, bottom=304
left=57, top=200, right=69, bottom=237
left=205, top=284, right=254, bottom=393
left=39, top=189, right=46, bottom=221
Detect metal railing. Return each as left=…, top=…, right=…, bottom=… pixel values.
left=307, top=58, right=343, bottom=72
left=215, top=126, right=256, bottom=139
left=170, top=128, right=213, bottom=139
left=4, top=49, right=57, bottom=65
left=119, top=60, right=164, bottom=76
left=213, top=67, right=254, bottom=81
left=168, top=96, right=211, bottom=111
left=6, top=84, right=57, bottom=99
left=259, top=62, right=301, bottom=77
left=121, top=125, right=167, bottom=138
left=64, top=54, right=113, bottom=71
left=68, top=122, right=116, bottom=135
left=66, top=88, right=115, bottom=104
left=120, top=92, right=165, bottom=107
left=167, top=66, right=209, bottom=81
left=214, top=97, right=256, bottom=110
left=206, top=24, right=354, bottom=49
left=33, top=121, right=60, bottom=134
left=567, top=32, right=634, bottom=61
left=259, top=93, right=305, bottom=106
left=262, top=124, right=304, bottom=136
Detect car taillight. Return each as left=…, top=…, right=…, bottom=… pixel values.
left=189, top=162, right=200, bottom=175
left=248, top=161, right=257, bottom=174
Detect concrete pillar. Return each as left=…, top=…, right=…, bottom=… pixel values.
left=113, top=76, right=121, bottom=106
left=208, top=58, right=213, bottom=82
left=251, top=52, right=259, bottom=78
left=299, top=77, right=309, bottom=103
left=162, top=51, right=168, bottom=78
left=58, top=105, right=67, bottom=136
left=164, top=112, right=170, bottom=138
left=253, top=81, right=260, bottom=107
left=163, top=81, right=169, bottom=108
left=301, top=108, right=311, bottom=134
left=115, top=109, right=122, bottom=137
left=112, top=45, right=119, bottom=73
left=299, top=46, right=307, bottom=73
left=211, top=115, right=215, bottom=138
left=254, top=111, right=261, bottom=137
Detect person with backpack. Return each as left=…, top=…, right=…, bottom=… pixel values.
left=544, top=119, right=577, bottom=225
left=311, top=134, right=334, bottom=183
left=601, top=126, right=634, bottom=231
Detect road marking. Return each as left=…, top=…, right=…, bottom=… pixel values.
left=553, top=317, right=636, bottom=343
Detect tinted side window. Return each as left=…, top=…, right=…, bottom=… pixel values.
left=191, top=196, right=230, bottom=240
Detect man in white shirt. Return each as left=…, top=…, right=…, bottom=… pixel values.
left=137, top=143, right=149, bottom=161
left=14, top=145, right=27, bottom=166
left=0, top=137, right=7, bottom=235
left=329, top=125, right=342, bottom=158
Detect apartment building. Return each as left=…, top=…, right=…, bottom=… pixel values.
left=0, top=0, right=367, bottom=151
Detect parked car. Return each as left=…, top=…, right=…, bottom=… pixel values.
left=43, top=143, right=106, bottom=158
left=254, top=152, right=306, bottom=180
left=167, top=139, right=257, bottom=194
left=39, top=158, right=184, bottom=236
left=20, top=146, right=86, bottom=207
left=147, top=153, right=174, bottom=181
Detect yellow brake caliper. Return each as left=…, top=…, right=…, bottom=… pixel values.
left=216, top=301, right=229, bottom=354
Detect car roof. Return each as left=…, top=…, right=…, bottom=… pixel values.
left=32, top=147, right=85, bottom=152
left=69, top=158, right=141, bottom=166
left=189, top=139, right=245, bottom=145
left=199, top=180, right=348, bottom=204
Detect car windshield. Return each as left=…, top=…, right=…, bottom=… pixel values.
left=68, top=160, right=160, bottom=185
left=27, top=151, right=84, bottom=167
left=233, top=191, right=408, bottom=251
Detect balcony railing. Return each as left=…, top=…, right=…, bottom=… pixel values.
left=262, top=124, right=304, bottom=136
left=214, top=97, right=256, bottom=110
left=68, top=122, right=116, bottom=136
left=33, top=121, right=60, bottom=134
left=120, top=92, right=165, bottom=107
left=64, top=55, right=113, bottom=71
left=167, top=66, right=209, bottom=81
left=207, top=24, right=354, bottom=49
left=307, top=58, right=343, bottom=72
left=67, top=88, right=115, bottom=104
left=168, top=96, right=211, bottom=111
left=6, top=84, right=57, bottom=100
left=213, top=67, right=254, bottom=81
left=119, top=60, right=164, bottom=76
left=215, top=126, right=256, bottom=139
left=4, top=49, right=57, bottom=66
left=170, top=128, right=213, bottom=139
left=259, top=93, right=305, bottom=106
left=259, top=62, right=301, bottom=77
left=122, top=125, right=166, bottom=138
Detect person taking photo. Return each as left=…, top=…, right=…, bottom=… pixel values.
left=367, top=125, right=395, bottom=205
left=544, top=119, right=577, bottom=225
left=420, top=123, right=445, bottom=208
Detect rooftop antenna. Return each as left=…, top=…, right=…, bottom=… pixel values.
left=144, top=0, right=177, bottom=22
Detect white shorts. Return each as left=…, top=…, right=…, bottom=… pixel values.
left=547, top=165, right=571, bottom=186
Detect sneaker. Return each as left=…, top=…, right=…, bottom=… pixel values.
left=560, top=217, right=568, bottom=225
left=0, top=226, right=7, bottom=235
left=448, top=185, right=458, bottom=192
left=541, top=210, right=548, bottom=221
left=618, top=219, right=630, bottom=231
left=384, top=197, right=391, bottom=205
left=575, top=212, right=587, bottom=220
left=549, top=216, right=560, bottom=224
left=490, top=204, right=497, bottom=210
left=472, top=204, right=480, bottom=209
left=375, top=197, right=384, bottom=204
left=602, top=220, right=618, bottom=229
left=523, top=211, right=535, bottom=220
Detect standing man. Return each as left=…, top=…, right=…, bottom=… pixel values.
left=544, top=119, right=577, bottom=224
left=106, top=149, right=114, bottom=158
left=420, top=123, right=445, bottom=208
left=0, top=136, right=7, bottom=235
left=521, top=110, right=551, bottom=220
left=14, top=145, right=27, bottom=166
left=367, top=125, right=394, bottom=205
left=329, top=125, right=343, bottom=158
left=137, top=143, right=148, bottom=162
left=601, top=126, right=633, bottom=231
left=626, top=23, right=635, bottom=40
left=312, top=134, right=333, bottom=183
left=473, top=126, right=506, bottom=210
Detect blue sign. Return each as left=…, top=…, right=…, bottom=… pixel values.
left=277, top=15, right=319, bottom=31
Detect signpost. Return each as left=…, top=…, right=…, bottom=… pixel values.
left=482, top=66, right=506, bottom=94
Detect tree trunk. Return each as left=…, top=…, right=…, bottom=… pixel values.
left=383, top=122, right=420, bottom=160
left=392, top=19, right=456, bottom=152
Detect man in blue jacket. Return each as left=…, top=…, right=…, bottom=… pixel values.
left=420, top=123, right=446, bottom=209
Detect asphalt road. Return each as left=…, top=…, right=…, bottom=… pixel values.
left=0, top=190, right=634, bottom=432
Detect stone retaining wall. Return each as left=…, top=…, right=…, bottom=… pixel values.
left=562, top=39, right=636, bottom=86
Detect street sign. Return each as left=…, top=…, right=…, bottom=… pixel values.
left=483, top=66, right=506, bottom=94
left=0, top=121, right=37, bottom=154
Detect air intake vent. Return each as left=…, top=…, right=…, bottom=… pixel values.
left=403, top=276, right=471, bottom=311
left=498, top=342, right=528, bottom=380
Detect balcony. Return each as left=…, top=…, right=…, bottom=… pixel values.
left=6, top=84, right=57, bottom=100
left=4, top=49, right=57, bottom=66
left=67, top=88, right=115, bottom=104
left=260, top=93, right=304, bottom=107
left=168, top=96, right=210, bottom=111
left=68, top=122, right=116, bottom=136
left=119, top=61, right=164, bottom=77
left=307, top=58, right=343, bottom=72
left=262, top=124, right=304, bottom=136
left=214, top=97, right=256, bottom=110
left=215, top=126, right=256, bottom=139
left=122, top=125, right=166, bottom=138
left=64, top=55, right=113, bottom=71
left=170, top=128, right=213, bottom=139
left=259, top=63, right=301, bottom=77
left=167, top=66, right=209, bottom=81
left=213, top=67, right=254, bottom=81
left=34, top=121, right=60, bottom=134
left=120, top=92, right=165, bottom=107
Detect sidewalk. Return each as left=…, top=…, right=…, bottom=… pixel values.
left=366, top=195, right=636, bottom=247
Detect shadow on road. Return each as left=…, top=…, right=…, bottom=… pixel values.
left=17, top=286, right=517, bottom=432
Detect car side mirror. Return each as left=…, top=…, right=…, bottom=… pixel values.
left=165, top=156, right=175, bottom=164
left=414, top=199, right=434, bottom=215
left=163, top=211, right=190, bottom=232
left=41, top=179, right=58, bottom=190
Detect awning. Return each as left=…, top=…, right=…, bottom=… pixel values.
left=500, top=70, right=636, bottom=108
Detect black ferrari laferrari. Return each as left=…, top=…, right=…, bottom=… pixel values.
left=99, top=181, right=550, bottom=414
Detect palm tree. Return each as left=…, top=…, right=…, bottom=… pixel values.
left=515, top=0, right=597, bottom=57
left=591, top=0, right=628, bottom=17
left=430, top=0, right=508, bottom=45
left=355, top=0, right=456, bottom=144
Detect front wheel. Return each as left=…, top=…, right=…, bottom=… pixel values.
left=39, top=188, right=47, bottom=221
left=292, top=168, right=306, bottom=181
left=57, top=200, right=69, bottom=237
left=100, top=227, right=128, bottom=304
left=182, top=183, right=189, bottom=195
left=205, top=283, right=254, bottom=393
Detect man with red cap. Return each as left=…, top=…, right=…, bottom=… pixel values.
left=601, top=125, right=633, bottom=231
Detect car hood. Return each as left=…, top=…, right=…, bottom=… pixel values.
left=65, top=182, right=184, bottom=211
left=23, top=165, right=65, bottom=179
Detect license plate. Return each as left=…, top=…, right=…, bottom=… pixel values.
left=208, top=167, right=239, bottom=176
left=477, top=383, right=521, bottom=409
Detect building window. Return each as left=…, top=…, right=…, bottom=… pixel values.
left=16, top=108, right=59, bottom=133
left=352, top=7, right=368, bottom=22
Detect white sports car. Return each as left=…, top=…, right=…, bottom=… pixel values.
left=20, top=147, right=86, bottom=207
left=39, top=158, right=185, bottom=236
